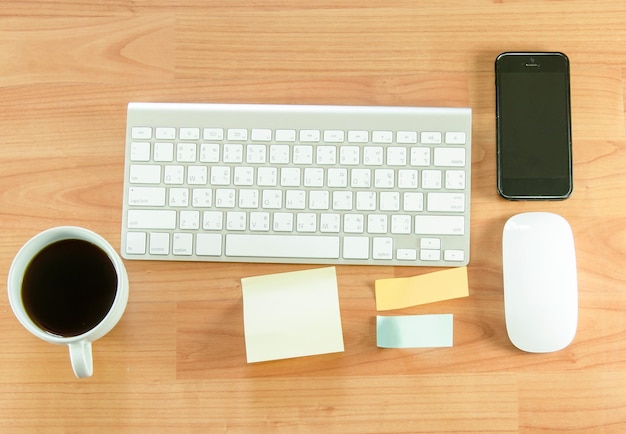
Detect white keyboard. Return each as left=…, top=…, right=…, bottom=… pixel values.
left=121, top=102, right=471, bottom=266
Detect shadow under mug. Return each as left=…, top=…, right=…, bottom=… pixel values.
left=7, top=226, right=129, bottom=378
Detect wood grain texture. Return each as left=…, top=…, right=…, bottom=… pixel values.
left=1, top=1, right=626, bottom=431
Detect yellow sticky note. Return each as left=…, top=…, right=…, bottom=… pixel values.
left=375, top=266, right=469, bottom=311
left=242, top=267, right=344, bottom=363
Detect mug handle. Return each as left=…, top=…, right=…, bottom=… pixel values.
left=68, top=341, right=93, bottom=378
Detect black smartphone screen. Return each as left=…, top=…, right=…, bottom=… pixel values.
left=495, top=52, right=573, bottom=199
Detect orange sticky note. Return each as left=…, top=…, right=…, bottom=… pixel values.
left=375, top=266, right=469, bottom=311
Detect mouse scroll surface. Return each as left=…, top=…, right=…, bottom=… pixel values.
left=502, top=212, right=578, bottom=353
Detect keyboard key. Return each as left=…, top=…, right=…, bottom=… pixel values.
left=379, top=192, right=400, bottom=211
left=154, top=142, right=174, bottom=162
left=316, top=146, right=337, bottom=165
left=397, top=248, right=417, bottom=260
left=127, top=210, right=176, bottom=229
left=238, top=188, right=259, bottom=208
left=445, top=132, right=466, bottom=144
left=300, top=130, right=320, bottom=142
left=131, top=127, right=152, bottom=139
left=200, top=143, right=220, bottom=163
left=374, top=169, right=395, bottom=188
left=210, top=166, right=231, bottom=185
left=202, top=211, right=223, bottom=230
left=249, top=212, right=270, bottom=231
left=445, top=170, right=466, bottom=189
left=285, top=190, right=306, bottom=209
left=344, top=214, right=364, bottom=233
left=192, top=188, right=212, bottom=207
left=129, top=165, right=161, bottom=184
left=233, top=166, right=254, bottom=186
left=173, top=233, right=193, bottom=255
left=420, top=238, right=441, bottom=249
left=246, top=144, right=267, bottom=164
left=128, top=186, right=166, bottom=206
left=275, top=129, right=296, bottom=142
left=373, top=237, right=393, bottom=260
left=363, top=147, right=383, bottom=165
left=324, top=130, right=345, bottom=143
left=226, top=211, right=247, bottom=231
left=257, top=167, right=277, bottom=186
left=410, top=147, right=431, bottom=166
left=164, top=165, right=184, bottom=184
left=434, top=147, right=465, bottom=167
left=386, top=147, right=407, bottom=166
left=227, top=128, right=247, bottom=141
left=372, top=131, right=393, bottom=144
left=415, top=216, right=464, bottom=235
left=397, top=131, right=418, bottom=144
left=303, top=168, right=324, bottom=187
left=320, top=213, right=341, bottom=233
left=270, top=144, right=290, bottom=164
left=196, top=233, right=222, bottom=256
left=309, top=191, right=330, bottom=210
left=391, top=215, right=411, bottom=234
left=215, top=189, right=236, bottom=208
left=180, top=210, right=200, bottom=229
left=262, top=190, right=282, bottom=209
left=351, top=168, right=371, bottom=188
left=343, top=236, right=369, bottom=259
left=327, top=168, right=347, bottom=188
left=177, top=143, right=197, bottom=162
left=180, top=128, right=200, bottom=140
left=367, top=214, right=388, bottom=234
left=293, top=145, right=313, bottom=164
left=421, top=131, right=442, bottom=144
left=280, top=167, right=301, bottom=187
left=421, top=170, right=442, bottom=189
left=187, top=166, right=208, bottom=185
left=251, top=128, right=272, bottom=141
left=164, top=189, right=187, bottom=209
left=348, top=130, right=369, bottom=143
left=149, top=232, right=170, bottom=255
left=356, top=191, right=376, bottom=211
left=403, top=192, right=424, bottom=212
left=223, top=144, right=243, bottom=163
left=130, top=142, right=151, bottom=161
left=155, top=127, right=176, bottom=140
left=273, top=212, right=293, bottom=231
left=332, top=191, right=353, bottom=210
left=203, top=128, right=224, bottom=140
left=398, top=169, right=418, bottom=189
left=296, top=213, right=317, bottom=232
left=420, top=249, right=441, bottom=261
left=444, top=249, right=465, bottom=262
left=340, top=146, right=360, bottom=165
left=125, top=232, right=147, bottom=254
left=427, top=192, right=465, bottom=212
left=225, top=234, right=340, bottom=259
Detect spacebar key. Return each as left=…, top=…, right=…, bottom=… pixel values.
left=225, top=234, right=340, bottom=259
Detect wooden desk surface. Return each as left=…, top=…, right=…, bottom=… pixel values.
left=1, top=1, right=625, bottom=432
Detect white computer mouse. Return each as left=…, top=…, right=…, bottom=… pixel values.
left=502, top=212, right=578, bottom=353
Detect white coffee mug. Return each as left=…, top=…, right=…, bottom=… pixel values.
left=7, top=226, right=129, bottom=378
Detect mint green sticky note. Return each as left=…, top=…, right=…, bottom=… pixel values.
left=377, top=314, right=453, bottom=348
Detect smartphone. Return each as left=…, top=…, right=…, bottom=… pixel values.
left=495, top=52, right=573, bottom=200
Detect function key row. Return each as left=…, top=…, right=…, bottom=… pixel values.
left=131, top=127, right=466, bottom=145
left=129, top=142, right=466, bottom=168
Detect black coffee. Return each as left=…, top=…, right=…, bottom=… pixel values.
left=22, top=239, right=118, bottom=337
